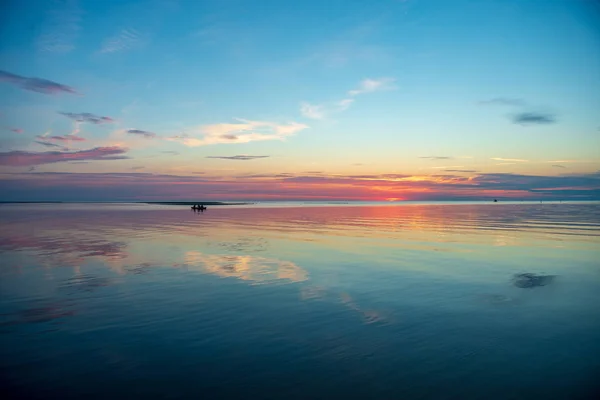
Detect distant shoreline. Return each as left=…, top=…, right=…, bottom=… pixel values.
left=0, top=200, right=598, bottom=205
left=141, top=201, right=254, bottom=206
left=0, top=201, right=253, bottom=205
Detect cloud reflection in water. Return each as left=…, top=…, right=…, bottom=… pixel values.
left=182, top=251, right=308, bottom=284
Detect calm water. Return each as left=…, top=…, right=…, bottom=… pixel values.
left=1, top=203, right=599, bottom=399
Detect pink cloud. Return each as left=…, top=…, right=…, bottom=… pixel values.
left=0, top=70, right=78, bottom=95
left=2, top=171, right=597, bottom=201
left=0, top=147, right=128, bottom=166
left=9, top=128, right=23, bottom=134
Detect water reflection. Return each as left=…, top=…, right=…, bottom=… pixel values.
left=0, top=203, right=599, bottom=399
left=182, top=251, right=308, bottom=283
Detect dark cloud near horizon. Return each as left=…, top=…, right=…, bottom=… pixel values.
left=0, top=147, right=128, bottom=166
left=59, top=112, right=114, bottom=124
left=552, top=165, right=566, bottom=169
left=512, top=112, right=556, bottom=125
left=420, top=156, right=453, bottom=160
left=1, top=171, right=599, bottom=201
left=206, top=155, right=270, bottom=160
left=161, top=150, right=179, bottom=155
left=479, top=98, right=526, bottom=107
left=0, top=70, right=78, bottom=95
left=127, top=129, right=157, bottom=138
left=445, top=169, right=478, bottom=173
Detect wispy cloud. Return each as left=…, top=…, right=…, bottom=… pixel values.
left=206, top=155, right=269, bottom=161
left=552, top=164, right=567, bottom=169
left=420, top=156, right=453, bottom=160
left=100, top=28, right=143, bottom=54
left=59, top=112, right=114, bottom=124
left=35, top=140, right=67, bottom=150
left=0, top=147, right=129, bottom=166
left=431, top=165, right=464, bottom=169
left=546, top=160, right=582, bottom=164
left=478, top=98, right=525, bottom=107
left=127, top=129, right=157, bottom=139
left=491, top=158, right=528, bottom=162
left=445, top=169, right=478, bottom=173
left=37, top=134, right=85, bottom=142
left=6, top=128, right=23, bottom=134
left=300, top=99, right=354, bottom=120
left=300, top=78, right=393, bottom=120
left=348, top=78, right=395, bottom=96
left=37, top=0, right=82, bottom=53
left=300, top=103, right=326, bottom=120
left=168, top=119, right=308, bottom=147
left=0, top=70, right=78, bottom=95
left=512, top=112, right=556, bottom=125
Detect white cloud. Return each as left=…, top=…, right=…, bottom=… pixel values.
left=37, top=0, right=82, bottom=53
left=491, top=157, right=528, bottom=162
left=168, top=119, right=308, bottom=147
left=348, top=78, right=396, bottom=96
left=100, top=28, right=143, bottom=54
left=300, top=78, right=393, bottom=120
left=337, top=98, right=355, bottom=111
left=300, top=103, right=325, bottom=119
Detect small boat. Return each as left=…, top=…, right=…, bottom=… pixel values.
left=191, top=204, right=207, bottom=211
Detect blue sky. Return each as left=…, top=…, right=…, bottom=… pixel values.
left=0, top=0, right=599, bottom=200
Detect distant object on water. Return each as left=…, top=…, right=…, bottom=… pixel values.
left=191, top=204, right=207, bottom=212
left=493, top=199, right=498, bottom=203
left=512, top=273, right=555, bottom=288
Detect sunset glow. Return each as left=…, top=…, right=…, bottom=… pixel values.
left=1, top=0, right=599, bottom=201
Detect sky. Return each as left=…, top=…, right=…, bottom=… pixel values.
left=0, top=0, right=599, bottom=201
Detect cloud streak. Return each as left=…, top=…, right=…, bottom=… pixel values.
left=59, top=112, right=114, bottom=124
left=127, top=129, right=157, bottom=139
left=100, top=28, right=143, bottom=54
left=512, top=112, right=556, bottom=125
left=491, top=158, right=528, bottom=162
left=348, top=78, right=395, bottom=96
left=206, top=155, right=269, bottom=161
left=35, top=141, right=67, bottom=150
left=0, top=147, right=128, bottom=167
left=0, top=70, right=78, bottom=95
left=300, top=78, right=394, bottom=120
left=168, top=119, right=307, bottom=147
left=36, top=0, right=82, bottom=53
left=37, top=134, right=86, bottom=142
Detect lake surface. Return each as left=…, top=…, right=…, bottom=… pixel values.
left=1, top=203, right=599, bottom=399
